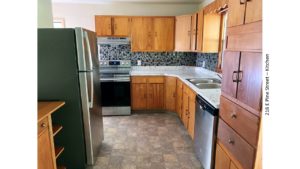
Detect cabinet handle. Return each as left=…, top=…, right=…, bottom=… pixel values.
left=231, top=113, right=237, bottom=119
left=41, top=123, right=47, bottom=128
left=238, top=71, right=243, bottom=82
left=228, top=138, right=235, bottom=145
left=232, top=71, right=239, bottom=82
left=240, top=0, right=246, bottom=4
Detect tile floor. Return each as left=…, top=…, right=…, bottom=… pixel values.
left=91, top=112, right=203, bottom=169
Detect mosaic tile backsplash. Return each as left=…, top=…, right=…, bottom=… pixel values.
left=98, top=44, right=218, bottom=70
left=196, top=53, right=218, bottom=71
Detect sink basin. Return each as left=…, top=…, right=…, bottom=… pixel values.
left=195, top=83, right=221, bottom=89
left=187, top=78, right=221, bottom=84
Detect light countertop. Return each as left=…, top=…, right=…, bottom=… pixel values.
left=130, top=66, right=221, bottom=108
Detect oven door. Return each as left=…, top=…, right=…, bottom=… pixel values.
left=100, top=79, right=131, bottom=115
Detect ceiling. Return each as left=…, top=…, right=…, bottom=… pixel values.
left=52, top=0, right=205, bottom=4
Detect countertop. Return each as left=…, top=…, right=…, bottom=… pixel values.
left=38, top=101, right=65, bottom=122
left=130, top=66, right=221, bottom=108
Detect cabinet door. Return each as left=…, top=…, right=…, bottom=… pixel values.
left=221, top=51, right=240, bottom=98
left=190, top=13, right=198, bottom=51
left=113, top=16, right=131, bottom=36
left=245, top=0, right=262, bottom=24
left=131, top=83, right=147, bottom=110
left=237, top=52, right=262, bottom=112
left=176, top=79, right=183, bottom=118
left=95, top=16, right=112, bottom=36
left=175, top=15, right=192, bottom=51
left=196, top=10, right=204, bottom=51
left=182, top=90, right=189, bottom=128
left=153, top=17, right=175, bottom=51
left=147, top=83, right=164, bottom=109
left=165, top=76, right=177, bottom=112
left=38, top=126, right=55, bottom=169
left=230, top=162, right=239, bottom=169
left=215, top=143, right=231, bottom=169
left=202, top=13, right=221, bottom=52
left=131, top=17, right=154, bottom=51
left=187, top=91, right=196, bottom=139
left=227, top=0, right=246, bottom=27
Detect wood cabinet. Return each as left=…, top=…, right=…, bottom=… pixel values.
left=153, top=17, right=175, bottom=51
left=228, top=0, right=262, bottom=27
left=95, top=16, right=112, bottom=36
left=38, top=102, right=65, bottom=169
left=131, top=76, right=164, bottom=110
left=131, top=17, right=175, bottom=52
left=191, top=13, right=198, bottom=51
left=176, top=79, right=183, bottom=118
left=221, top=51, right=262, bottom=114
left=175, top=15, right=192, bottom=51
left=131, top=83, right=147, bottom=110
left=182, top=84, right=196, bottom=139
left=196, top=10, right=204, bottom=51
left=215, top=142, right=242, bottom=169
left=202, top=12, right=221, bottom=53
left=95, top=16, right=131, bottom=37
left=164, top=76, right=177, bottom=112
left=131, top=17, right=153, bottom=51
left=113, top=16, right=131, bottom=36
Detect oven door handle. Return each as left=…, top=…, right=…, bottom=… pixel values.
left=100, top=78, right=130, bottom=82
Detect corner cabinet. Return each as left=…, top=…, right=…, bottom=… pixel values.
left=38, top=101, right=65, bottom=169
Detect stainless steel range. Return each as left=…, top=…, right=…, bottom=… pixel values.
left=99, top=60, right=131, bottom=116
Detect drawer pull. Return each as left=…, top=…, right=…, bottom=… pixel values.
left=231, top=113, right=237, bottom=119
left=228, top=138, right=235, bottom=145
left=41, top=123, right=47, bottom=128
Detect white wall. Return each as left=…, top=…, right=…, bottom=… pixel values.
left=52, top=3, right=199, bottom=31
left=38, top=0, right=53, bottom=28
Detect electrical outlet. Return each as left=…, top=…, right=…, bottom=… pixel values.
left=202, top=61, right=206, bottom=67
left=137, top=60, right=142, bottom=66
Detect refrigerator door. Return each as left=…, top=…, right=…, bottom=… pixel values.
left=78, top=69, right=103, bottom=165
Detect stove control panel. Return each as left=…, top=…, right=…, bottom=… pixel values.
left=99, top=60, right=131, bottom=67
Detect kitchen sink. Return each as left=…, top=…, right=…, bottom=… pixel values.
left=187, top=78, right=221, bottom=89
left=188, top=78, right=221, bottom=84
left=195, top=83, right=221, bottom=89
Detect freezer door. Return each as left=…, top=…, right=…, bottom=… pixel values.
left=78, top=70, right=103, bottom=165
left=75, top=28, right=93, bottom=71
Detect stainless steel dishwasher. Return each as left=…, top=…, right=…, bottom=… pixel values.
left=194, top=94, right=219, bottom=169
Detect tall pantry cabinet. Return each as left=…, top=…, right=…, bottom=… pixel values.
left=215, top=0, right=262, bottom=168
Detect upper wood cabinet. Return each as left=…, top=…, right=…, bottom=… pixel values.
left=202, top=12, right=221, bottom=53
left=131, top=17, right=175, bottom=52
left=95, top=16, right=131, bottom=37
left=175, top=15, right=192, bottom=51
left=191, top=13, right=198, bottom=51
left=153, top=17, right=175, bottom=51
left=95, top=16, right=112, bottom=36
left=228, top=0, right=262, bottom=27
left=196, top=10, right=204, bottom=51
left=113, top=16, right=131, bottom=36
left=164, top=76, right=177, bottom=112
left=131, top=17, right=154, bottom=51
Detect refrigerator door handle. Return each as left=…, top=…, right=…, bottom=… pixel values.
left=89, top=72, right=94, bottom=108
left=84, top=31, right=93, bottom=70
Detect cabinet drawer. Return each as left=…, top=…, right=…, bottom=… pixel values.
left=147, top=76, right=164, bottom=83
left=38, top=117, right=49, bottom=135
left=131, top=76, right=147, bottom=83
left=220, top=96, right=259, bottom=147
left=218, top=119, right=255, bottom=169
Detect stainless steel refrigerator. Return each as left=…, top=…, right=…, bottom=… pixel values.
left=38, top=28, right=103, bottom=168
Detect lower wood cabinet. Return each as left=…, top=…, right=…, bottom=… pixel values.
left=131, top=76, right=164, bottom=110
left=215, top=142, right=241, bottom=169
left=176, top=79, right=183, bottom=118
left=182, top=84, right=196, bottom=139
left=165, top=76, right=177, bottom=112
left=38, top=116, right=56, bottom=169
